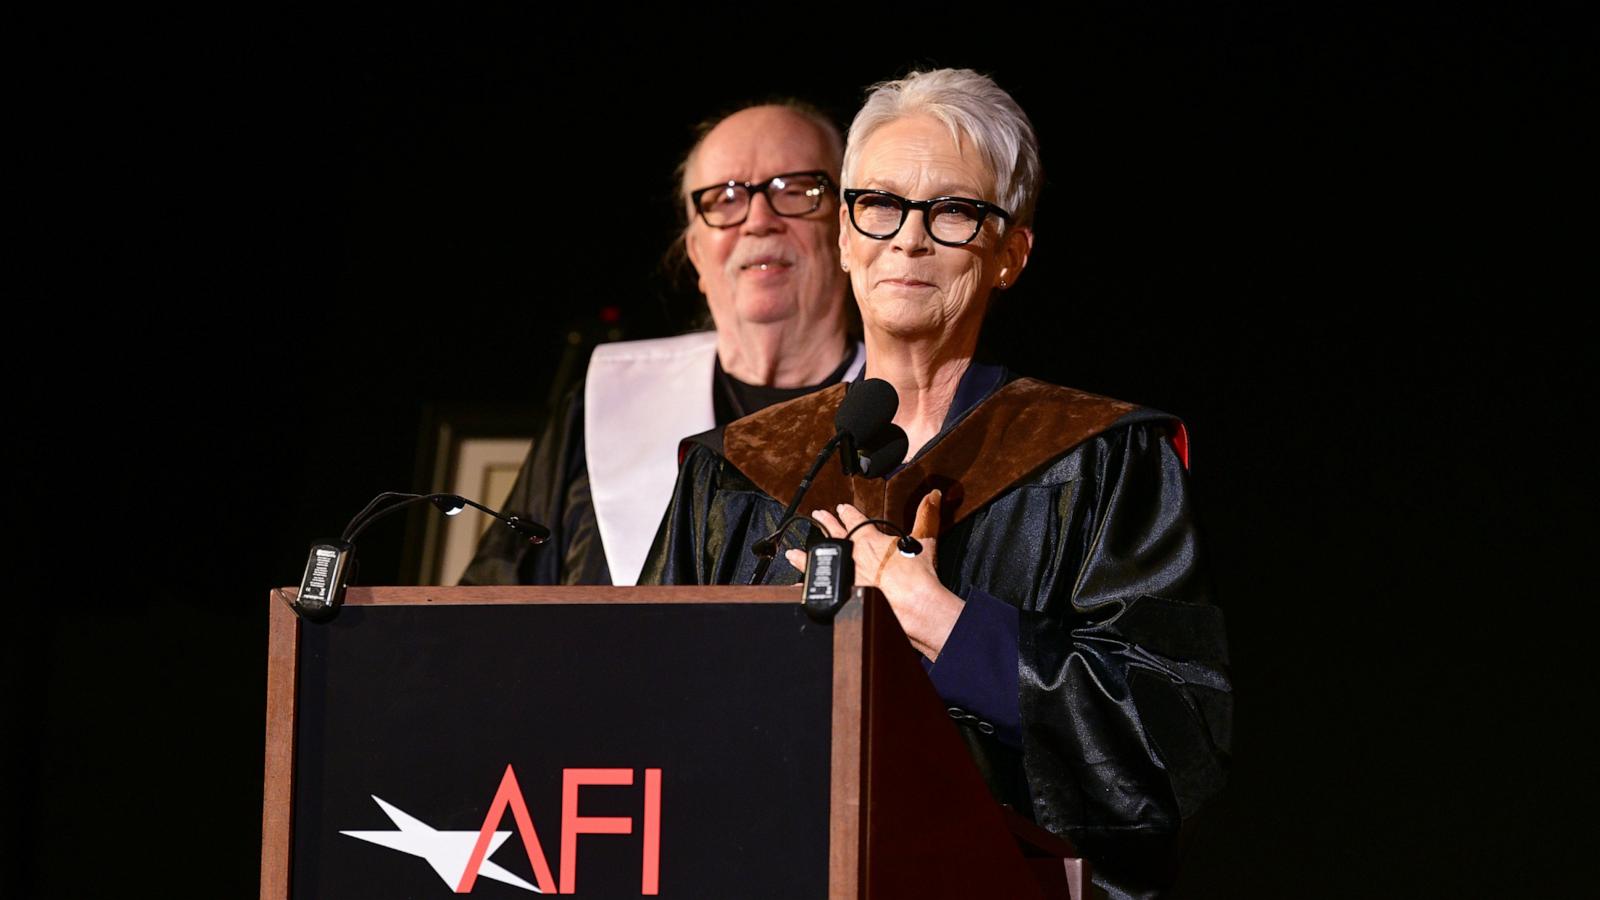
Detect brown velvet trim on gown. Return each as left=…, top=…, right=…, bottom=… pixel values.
left=723, top=378, right=1139, bottom=533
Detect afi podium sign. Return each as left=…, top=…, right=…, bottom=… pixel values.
left=261, top=586, right=1086, bottom=899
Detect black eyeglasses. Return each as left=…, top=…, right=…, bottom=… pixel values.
left=688, top=171, right=834, bottom=228
left=843, top=189, right=1012, bottom=247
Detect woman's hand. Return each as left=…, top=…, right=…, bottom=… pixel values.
left=786, top=490, right=964, bottom=660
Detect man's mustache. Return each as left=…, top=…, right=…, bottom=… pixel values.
left=727, top=245, right=798, bottom=272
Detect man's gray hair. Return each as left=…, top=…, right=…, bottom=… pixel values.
left=843, top=68, right=1042, bottom=229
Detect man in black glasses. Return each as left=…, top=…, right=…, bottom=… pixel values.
left=462, top=102, right=863, bottom=587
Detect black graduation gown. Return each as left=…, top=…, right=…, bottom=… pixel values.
left=461, top=384, right=612, bottom=586
left=639, top=374, right=1232, bottom=899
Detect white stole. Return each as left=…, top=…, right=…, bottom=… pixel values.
left=585, top=333, right=864, bottom=585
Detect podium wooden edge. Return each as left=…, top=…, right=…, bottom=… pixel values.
left=830, top=595, right=865, bottom=900
left=261, top=593, right=299, bottom=900
left=348, top=584, right=802, bottom=604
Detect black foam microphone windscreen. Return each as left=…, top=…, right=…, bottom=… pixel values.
left=834, top=378, right=899, bottom=443
left=858, top=424, right=910, bottom=478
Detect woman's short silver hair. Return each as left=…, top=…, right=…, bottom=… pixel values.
left=843, top=68, right=1042, bottom=229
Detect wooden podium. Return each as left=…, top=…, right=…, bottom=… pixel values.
left=262, top=585, right=1088, bottom=898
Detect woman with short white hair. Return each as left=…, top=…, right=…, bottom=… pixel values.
left=645, top=69, right=1230, bottom=899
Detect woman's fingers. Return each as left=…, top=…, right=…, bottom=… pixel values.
left=833, top=503, right=870, bottom=533
left=810, top=508, right=845, bottom=537
left=912, top=489, right=942, bottom=538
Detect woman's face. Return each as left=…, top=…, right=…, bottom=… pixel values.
left=841, top=114, right=1030, bottom=347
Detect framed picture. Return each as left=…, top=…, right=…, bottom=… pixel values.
left=404, top=404, right=535, bottom=585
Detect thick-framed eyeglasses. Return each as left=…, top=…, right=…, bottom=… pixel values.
left=688, top=171, right=833, bottom=228
left=843, top=188, right=1013, bottom=247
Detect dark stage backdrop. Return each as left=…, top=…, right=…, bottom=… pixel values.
left=9, top=7, right=1590, bottom=898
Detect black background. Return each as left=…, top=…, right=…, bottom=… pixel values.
left=8, top=5, right=1590, bottom=897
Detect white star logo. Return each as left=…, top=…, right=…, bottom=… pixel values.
left=341, top=795, right=542, bottom=893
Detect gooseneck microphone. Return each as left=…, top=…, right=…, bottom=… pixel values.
left=291, top=492, right=549, bottom=622
left=747, top=379, right=901, bottom=585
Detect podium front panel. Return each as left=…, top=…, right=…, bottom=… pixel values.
left=288, top=601, right=833, bottom=899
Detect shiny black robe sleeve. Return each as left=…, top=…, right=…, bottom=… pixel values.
left=1007, top=423, right=1229, bottom=898
left=459, top=383, right=612, bottom=586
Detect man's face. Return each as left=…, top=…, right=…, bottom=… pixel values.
left=683, top=106, right=847, bottom=332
